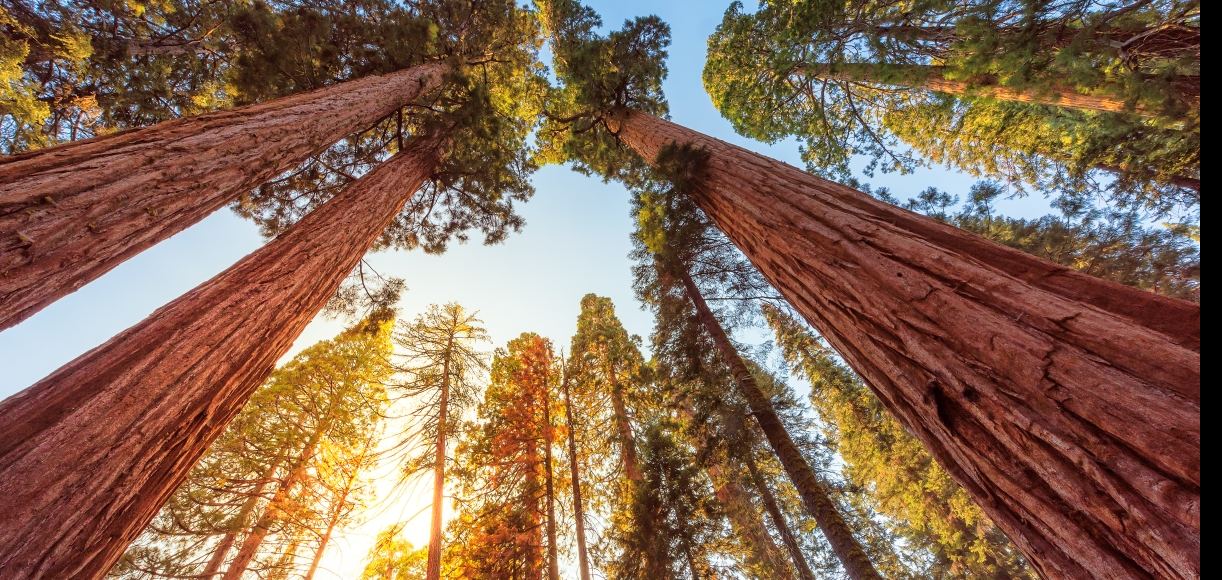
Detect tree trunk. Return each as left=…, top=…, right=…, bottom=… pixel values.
left=707, top=462, right=794, bottom=580
left=425, top=334, right=454, bottom=580
left=201, top=460, right=283, bottom=577
left=603, top=350, right=642, bottom=482
left=560, top=365, right=593, bottom=580
left=0, top=61, right=446, bottom=330
left=612, top=108, right=1199, bottom=579
left=0, top=136, right=444, bottom=579
left=542, top=375, right=560, bottom=580
left=744, top=453, right=818, bottom=580
left=672, top=265, right=881, bottom=580
left=305, top=438, right=373, bottom=580
left=802, top=62, right=1162, bottom=115
left=224, top=421, right=329, bottom=580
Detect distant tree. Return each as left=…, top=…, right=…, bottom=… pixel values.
left=361, top=527, right=428, bottom=579
left=704, top=0, right=1200, bottom=216
left=390, top=303, right=489, bottom=580
left=448, top=333, right=560, bottom=579
left=113, top=313, right=395, bottom=579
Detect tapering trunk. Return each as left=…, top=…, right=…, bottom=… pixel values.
left=425, top=335, right=454, bottom=580
left=613, top=108, right=1199, bottom=579
left=604, top=352, right=642, bottom=482
left=542, top=379, right=560, bottom=580
left=305, top=439, right=372, bottom=580
left=561, top=367, right=593, bottom=580
left=707, top=462, right=793, bottom=580
left=201, top=460, right=283, bottom=577
left=802, top=62, right=1165, bottom=115
left=0, top=136, right=444, bottom=579
left=673, top=265, right=881, bottom=580
left=744, top=454, right=818, bottom=580
left=0, top=61, right=446, bottom=330
left=303, top=517, right=337, bottom=580
left=224, top=424, right=329, bottom=580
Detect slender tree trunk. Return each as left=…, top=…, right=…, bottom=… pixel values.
left=201, top=460, right=283, bottom=577
left=672, top=264, right=880, bottom=580
left=744, top=453, right=818, bottom=580
left=542, top=376, right=560, bottom=580
left=224, top=425, right=328, bottom=580
left=613, top=108, right=1199, bottom=579
left=801, top=62, right=1161, bottom=115
left=603, top=350, right=642, bottom=481
left=305, top=438, right=373, bottom=580
left=0, top=136, right=444, bottom=579
left=425, top=335, right=454, bottom=580
left=560, top=365, right=593, bottom=580
left=707, top=462, right=794, bottom=580
left=303, top=516, right=338, bottom=580
left=0, top=61, right=446, bottom=330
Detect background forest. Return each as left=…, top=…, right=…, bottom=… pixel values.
left=0, top=0, right=1198, bottom=578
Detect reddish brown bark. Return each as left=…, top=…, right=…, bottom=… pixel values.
left=804, top=62, right=1164, bottom=115
left=0, top=61, right=447, bottom=331
left=560, top=365, right=593, bottom=580
left=0, top=136, right=443, bottom=579
left=425, top=334, right=454, bottom=580
left=613, top=109, right=1200, bottom=579
left=674, top=265, right=882, bottom=580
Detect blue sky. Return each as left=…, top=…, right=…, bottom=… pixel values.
left=0, top=1, right=1046, bottom=402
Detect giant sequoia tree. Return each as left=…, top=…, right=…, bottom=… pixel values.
left=0, top=1, right=547, bottom=575
left=633, top=159, right=881, bottom=579
left=539, top=1, right=1199, bottom=576
left=703, top=0, right=1200, bottom=217
left=0, top=135, right=443, bottom=578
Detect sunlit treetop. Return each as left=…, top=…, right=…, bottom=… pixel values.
left=2, top=0, right=234, bottom=151
left=533, top=0, right=669, bottom=187
left=231, top=0, right=551, bottom=256
left=703, top=0, right=1199, bottom=215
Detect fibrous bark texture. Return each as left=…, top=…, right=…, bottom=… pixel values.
left=0, top=136, right=442, bottom=579
left=614, top=109, right=1200, bottom=579
left=0, top=61, right=446, bottom=330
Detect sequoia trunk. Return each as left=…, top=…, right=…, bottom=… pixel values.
left=613, top=109, right=1199, bottom=579
left=0, top=136, right=444, bottom=579
left=0, top=62, right=446, bottom=330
